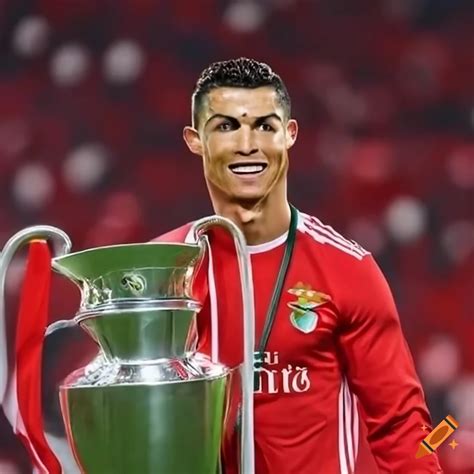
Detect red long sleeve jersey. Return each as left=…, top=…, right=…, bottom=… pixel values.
left=156, top=210, right=442, bottom=474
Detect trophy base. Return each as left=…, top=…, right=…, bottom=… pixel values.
left=59, top=357, right=236, bottom=474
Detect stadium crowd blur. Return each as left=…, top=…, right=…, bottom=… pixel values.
left=0, top=0, right=472, bottom=472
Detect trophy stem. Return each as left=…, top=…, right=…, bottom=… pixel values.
left=0, top=225, right=72, bottom=402
left=191, top=216, right=256, bottom=474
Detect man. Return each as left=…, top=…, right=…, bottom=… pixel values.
left=156, top=58, right=442, bottom=473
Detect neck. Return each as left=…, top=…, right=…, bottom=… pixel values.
left=211, top=191, right=291, bottom=245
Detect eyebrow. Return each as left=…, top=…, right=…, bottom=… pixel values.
left=205, top=113, right=283, bottom=127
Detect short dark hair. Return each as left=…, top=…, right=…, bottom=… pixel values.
left=191, top=57, right=291, bottom=128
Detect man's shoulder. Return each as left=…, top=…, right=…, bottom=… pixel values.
left=297, top=210, right=370, bottom=262
left=152, top=222, right=195, bottom=243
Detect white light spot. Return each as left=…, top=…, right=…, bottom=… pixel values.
left=418, top=336, right=460, bottom=389
left=223, top=1, right=266, bottom=33
left=12, top=16, right=50, bottom=57
left=50, top=43, right=90, bottom=86
left=63, top=143, right=109, bottom=192
left=12, top=163, right=55, bottom=209
left=385, top=196, right=427, bottom=243
left=103, top=40, right=145, bottom=84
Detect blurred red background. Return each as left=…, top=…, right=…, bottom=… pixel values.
left=0, top=0, right=472, bottom=472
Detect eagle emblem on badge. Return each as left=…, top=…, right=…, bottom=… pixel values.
left=287, top=282, right=331, bottom=334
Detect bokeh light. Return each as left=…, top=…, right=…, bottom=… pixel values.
left=50, top=43, right=91, bottom=86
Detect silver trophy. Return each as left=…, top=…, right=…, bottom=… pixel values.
left=0, top=217, right=255, bottom=474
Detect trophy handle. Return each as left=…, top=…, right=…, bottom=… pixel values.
left=0, top=225, right=72, bottom=401
left=45, top=319, right=78, bottom=336
left=191, top=216, right=255, bottom=474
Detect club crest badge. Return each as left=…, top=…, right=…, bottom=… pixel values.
left=120, top=272, right=146, bottom=296
left=287, top=282, right=331, bottom=334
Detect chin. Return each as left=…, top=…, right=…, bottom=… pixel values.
left=229, top=193, right=266, bottom=205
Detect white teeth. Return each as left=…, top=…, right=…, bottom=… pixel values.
left=231, top=165, right=264, bottom=174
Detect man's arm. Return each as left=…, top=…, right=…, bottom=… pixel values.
left=337, top=254, right=443, bottom=473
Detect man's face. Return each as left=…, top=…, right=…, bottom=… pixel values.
left=189, top=86, right=297, bottom=204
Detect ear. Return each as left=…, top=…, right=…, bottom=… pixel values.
left=285, top=119, right=298, bottom=149
left=183, top=126, right=203, bottom=156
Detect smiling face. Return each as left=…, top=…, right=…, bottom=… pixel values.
left=184, top=86, right=298, bottom=207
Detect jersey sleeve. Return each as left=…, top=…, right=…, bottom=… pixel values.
left=337, top=254, right=443, bottom=473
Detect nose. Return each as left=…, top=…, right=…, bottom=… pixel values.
left=236, top=128, right=258, bottom=156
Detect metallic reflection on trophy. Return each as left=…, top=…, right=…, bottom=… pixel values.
left=1, top=217, right=255, bottom=474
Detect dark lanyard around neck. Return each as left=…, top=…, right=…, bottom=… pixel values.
left=253, top=204, right=298, bottom=385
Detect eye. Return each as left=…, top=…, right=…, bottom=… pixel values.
left=259, top=123, right=274, bottom=132
left=217, top=121, right=233, bottom=131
